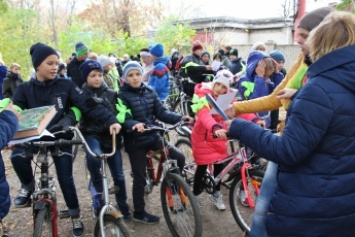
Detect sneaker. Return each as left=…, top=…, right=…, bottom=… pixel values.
left=117, top=204, right=132, bottom=221
left=210, top=192, right=226, bottom=211
left=72, top=215, right=84, bottom=237
left=239, top=189, right=249, bottom=207
left=133, top=211, right=160, bottom=224
left=13, top=188, right=32, bottom=207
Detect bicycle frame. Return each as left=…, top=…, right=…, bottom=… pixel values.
left=71, top=126, right=119, bottom=237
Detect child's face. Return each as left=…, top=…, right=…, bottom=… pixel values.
left=36, top=55, right=59, bottom=81
left=11, top=67, right=20, bottom=75
left=201, top=54, right=210, bottom=64
left=126, top=69, right=142, bottom=88
left=263, top=58, right=275, bottom=78
left=275, top=61, right=284, bottom=71
left=103, top=64, right=112, bottom=72
left=212, top=82, right=228, bottom=98
left=87, top=70, right=103, bottom=88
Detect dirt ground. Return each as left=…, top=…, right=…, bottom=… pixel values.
left=1, top=143, right=245, bottom=237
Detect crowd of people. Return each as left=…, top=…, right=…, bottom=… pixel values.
left=0, top=6, right=355, bottom=237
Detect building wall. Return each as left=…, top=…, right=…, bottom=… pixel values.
left=225, top=44, right=301, bottom=71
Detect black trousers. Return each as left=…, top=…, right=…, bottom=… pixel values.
left=127, top=137, right=185, bottom=214
left=193, top=163, right=224, bottom=196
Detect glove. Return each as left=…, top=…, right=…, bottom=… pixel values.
left=48, top=110, right=76, bottom=140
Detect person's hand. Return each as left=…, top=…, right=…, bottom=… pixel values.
left=5, top=101, right=20, bottom=120
left=214, top=129, right=228, bottom=140
left=182, top=115, right=194, bottom=124
left=132, top=123, right=145, bottom=133
left=276, top=88, right=298, bottom=99
left=256, top=120, right=266, bottom=128
left=206, top=65, right=213, bottom=71
left=224, top=105, right=235, bottom=119
left=255, top=60, right=266, bottom=78
left=110, top=123, right=121, bottom=135
left=224, top=120, right=233, bottom=129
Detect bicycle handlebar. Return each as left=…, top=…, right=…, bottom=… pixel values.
left=126, top=120, right=190, bottom=134
left=13, top=126, right=117, bottom=159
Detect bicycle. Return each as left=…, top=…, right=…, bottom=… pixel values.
left=129, top=121, right=203, bottom=237
left=175, top=133, right=264, bottom=235
left=69, top=126, right=131, bottom=237
left=13, top=136, right=83, bottom=237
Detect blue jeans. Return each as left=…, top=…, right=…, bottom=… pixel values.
left=250, top=161, right=278, bottom=237
left=85, top=136, right=128, bottom=208
left=11, top=146, right=80, bottom=217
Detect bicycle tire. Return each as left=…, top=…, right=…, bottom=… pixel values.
left=93, top=213, right=132, bottom=237
left=175, top=139, right=195, bottom=187
left=229, top=169, right=264, bottom=234
left=161, top=173, right=203, bottom=237
left=33, top=207, right=53, bottom=237
left=172, top=97, right=191, bottom=117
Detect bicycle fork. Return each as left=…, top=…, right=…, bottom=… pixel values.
left=33, top=198, right=59, bottom=237
left=240, top=163, right=261, bottom=209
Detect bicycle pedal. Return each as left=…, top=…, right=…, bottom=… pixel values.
left=59, top=210, right=70, bottom=219
left=108, top=186, right=120, bottom=194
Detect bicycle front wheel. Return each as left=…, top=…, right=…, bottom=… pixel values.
left=161, top=173, right=202, bottom=237
left=93, top=214, right=132, bottom=237
left=229, top=169, right=264, bottom=234
left=33, top=207, right=53, bottom=237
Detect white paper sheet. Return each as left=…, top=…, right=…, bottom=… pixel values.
left=210, top=90, right=237, bottom=115
left=211, top=60, right=222, bottom=71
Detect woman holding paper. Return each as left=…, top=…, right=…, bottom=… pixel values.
left=190, top=70, right=264, bottom=211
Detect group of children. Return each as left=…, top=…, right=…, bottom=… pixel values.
left=0, top=37, right=286, bottom=237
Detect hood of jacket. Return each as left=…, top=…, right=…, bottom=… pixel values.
left=246, top=50, right=269, bottom=80
left=307, top=45, right=355, bottom=94
left=153, top=56, right=170, bottom=66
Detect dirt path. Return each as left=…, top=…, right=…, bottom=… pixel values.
left=1, top=147, right=244, bottom=237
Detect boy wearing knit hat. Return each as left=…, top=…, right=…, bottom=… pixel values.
left=10, top=42, right=122, bottom=237
left=179, top=41, right=213, bottom=100
left=118, top=61, right=193, bottom=224
left=201, top=50, right=211, bottom=66
left=228, top=48, right=246, bottom=75
left=79, top=59, right=132, bottom=221
left=148, top=43, right=171, bottom=101
left=270, top=49, right=287, bottom=77
left=97, top=55, right=118, bottom=91
left=67, top=41, right=89, bottom=88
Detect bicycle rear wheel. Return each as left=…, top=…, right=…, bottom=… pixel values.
left=93, top=214, right=132, bottom=237
left=229, top=169, right=264, bottom=234
left=33, top=207, right=53, bottom=237
left=161, top=173, right=202, bottom=237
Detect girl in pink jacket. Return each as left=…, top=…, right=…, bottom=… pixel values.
left=191, top=70, right=263, bottom=210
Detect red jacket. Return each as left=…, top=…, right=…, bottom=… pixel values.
left=191, top=83, right=258, bottom=165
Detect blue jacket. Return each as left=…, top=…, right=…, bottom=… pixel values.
left=229, top=45, right=355, bottom=236
left=0, top=110, right=18, bottom=218
left=148, top=57, right=170, bottom=101
left=12, top=77, right=118, bottom=128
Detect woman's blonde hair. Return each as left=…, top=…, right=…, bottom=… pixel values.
left=309, top=11, right=355, bottom=62
left=10, top=63, right=21, bottom=69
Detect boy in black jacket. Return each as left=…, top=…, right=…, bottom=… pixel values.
left=10, top=43, right=121, bottom=237
left=118, top=61, right=193, bottom=224
left=79, top=60, right=131, bottom=220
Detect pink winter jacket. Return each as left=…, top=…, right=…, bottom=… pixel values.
left=191, top=83, right=259, bottom=165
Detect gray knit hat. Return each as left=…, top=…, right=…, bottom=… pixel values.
left=298, top=7, right=334, bottom=32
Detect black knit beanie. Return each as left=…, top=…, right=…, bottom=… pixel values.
left=30, top=42, right=59, bottom=69
left=297, top=7, right=334, bottom=32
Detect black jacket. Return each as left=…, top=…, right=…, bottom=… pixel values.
left=2, top=72, right=23, bottom=99
left=12, top=77, right=118, bottom=129
left=67, top=57, right=85, bottom=88
left=80, top=83, right=121, bottom=147
left=228, top=57, right=246, bottom=75
left=180, top=53, right=213, bottom=83
left=118, top=83, right=182, bottom=152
